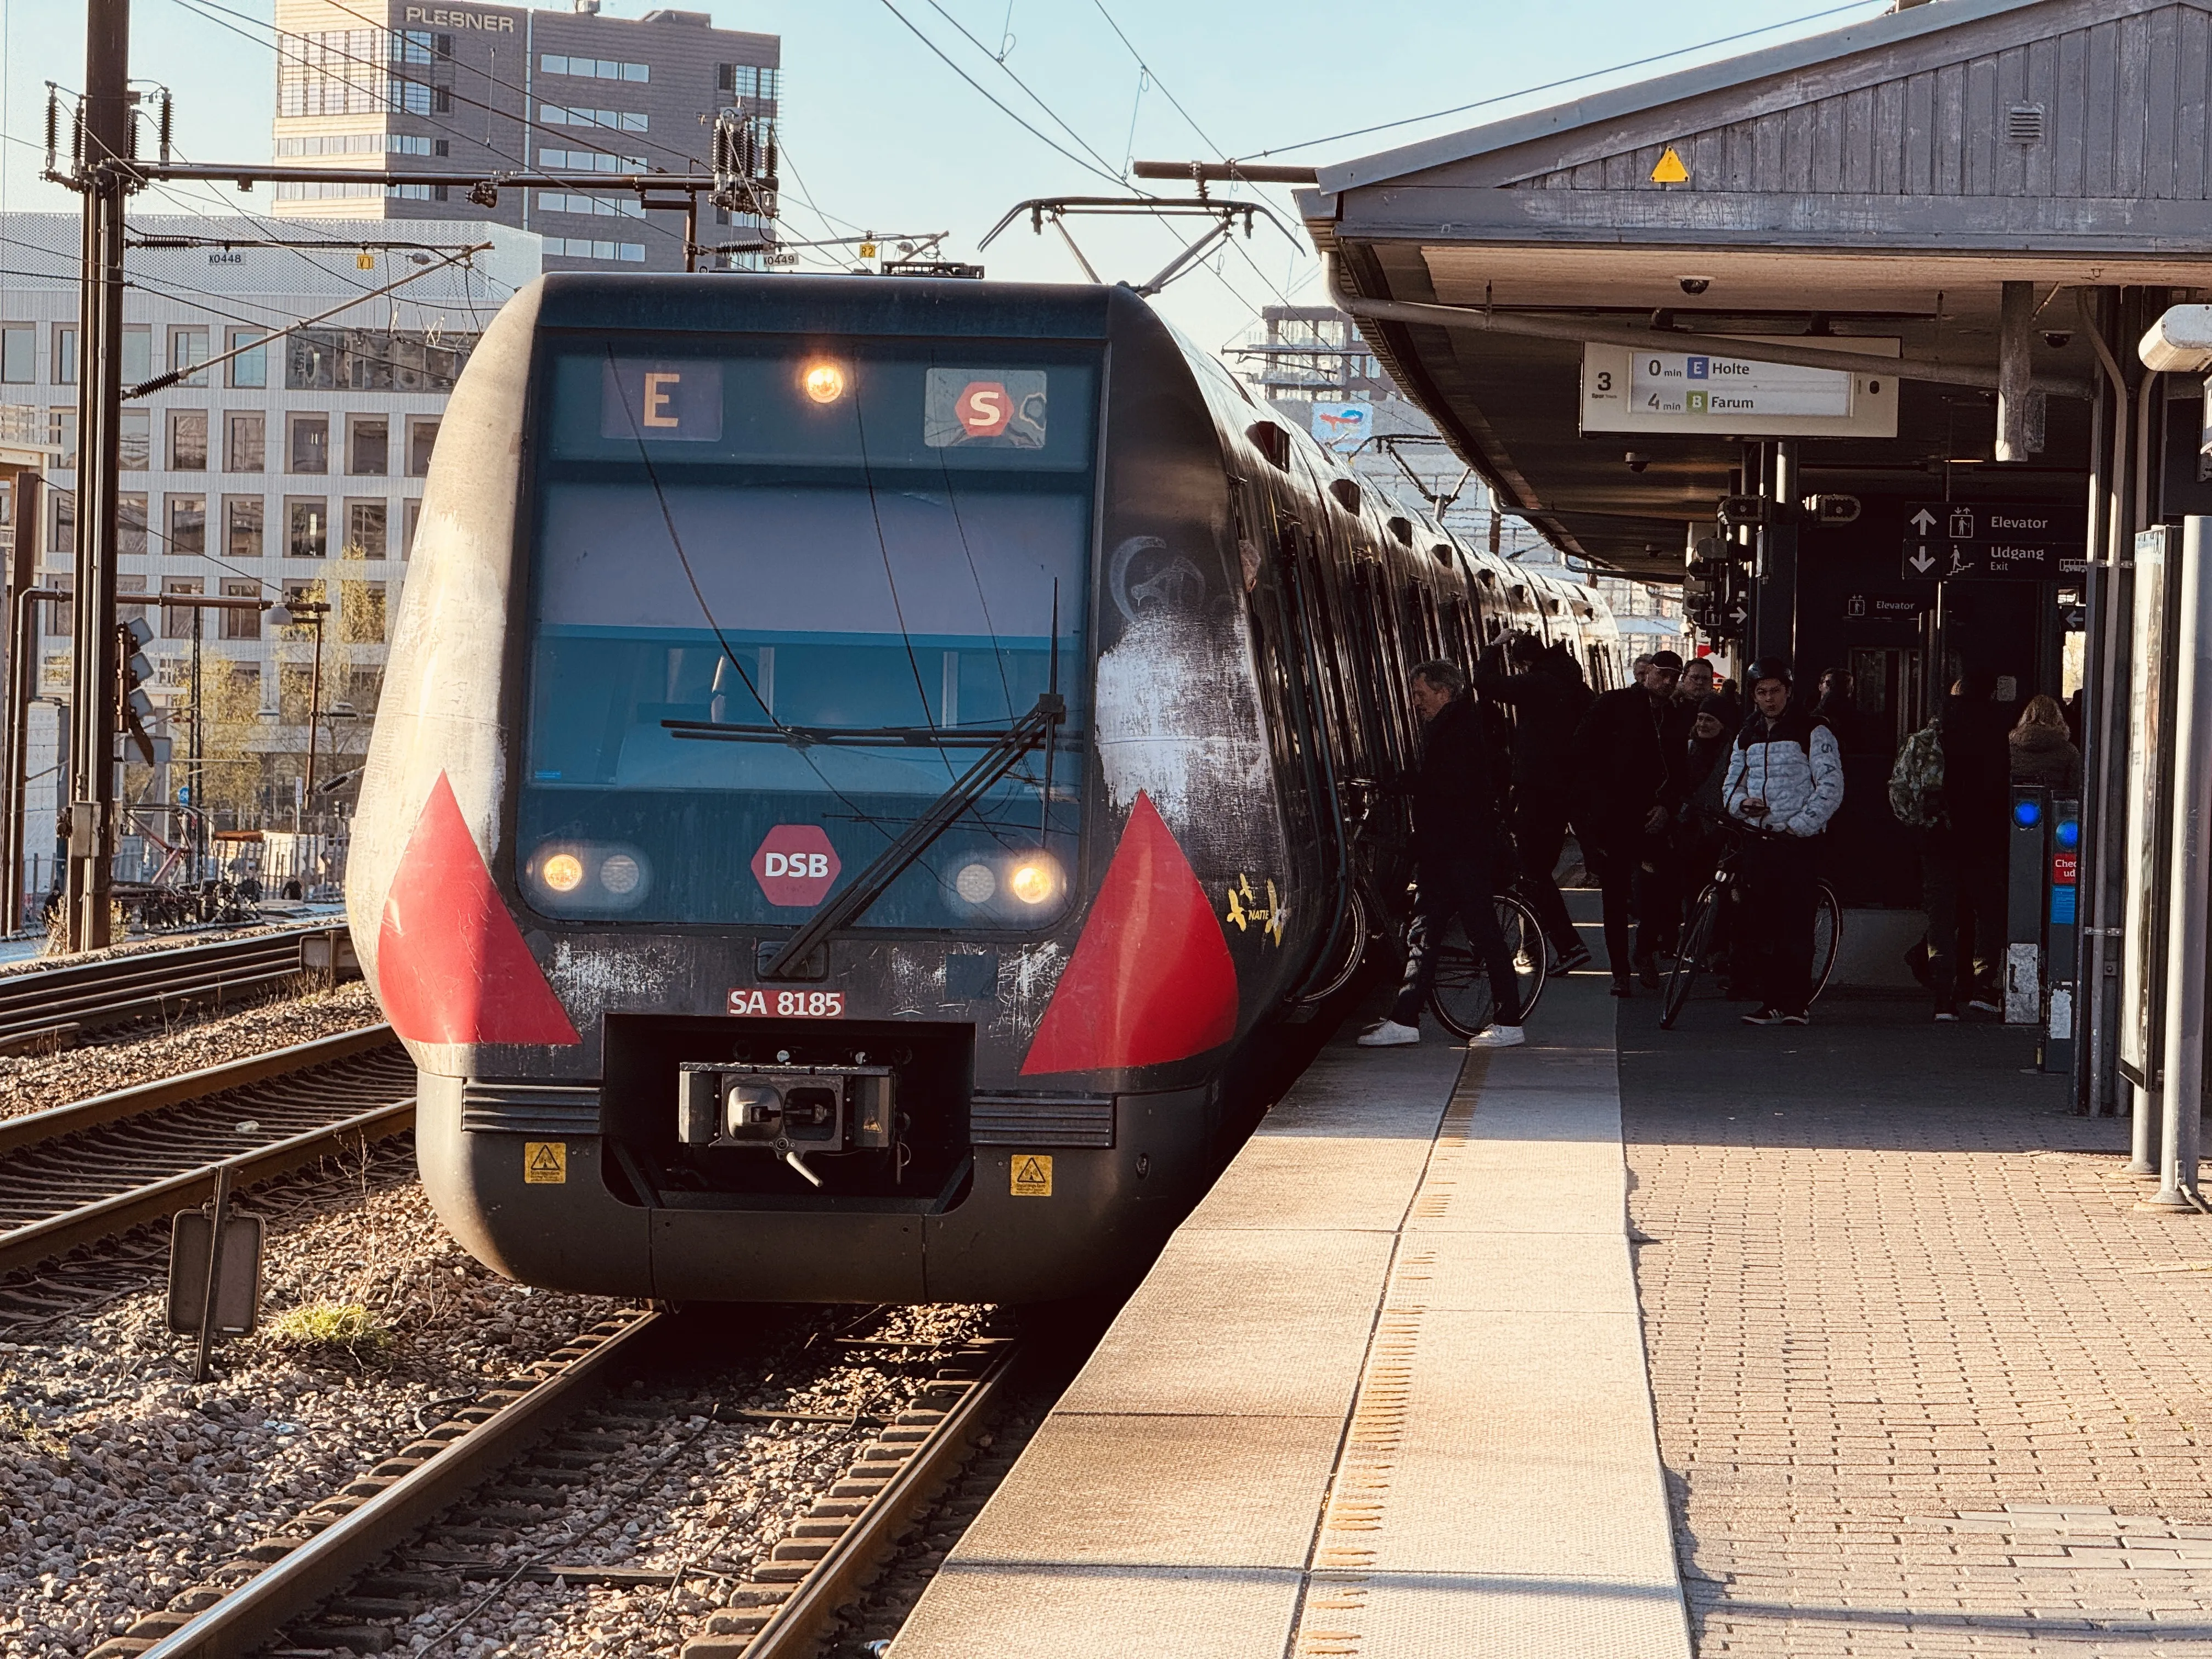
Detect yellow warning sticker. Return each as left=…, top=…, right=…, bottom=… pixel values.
left=524, top=1141, right=568, bottom=1184
left=1010, top=1154, right=1053, bottom=1198
left=1651, top=146, right=1690, bottom=184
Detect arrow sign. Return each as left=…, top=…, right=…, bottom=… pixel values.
left=1909, top=507, right=1938, bottom=535
left=1908, top=548, right=1936, bottom=574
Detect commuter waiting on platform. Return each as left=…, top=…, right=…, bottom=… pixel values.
left=1572, top=649, right=1691, bottom=996
left=1475, top=631, right=1593, bottom=974
left=1914, top=674, right=2012, bottom=1022
left=1677, top=654, right=1718, bottom=709
left=2009, top=693, right=2081, bottom=789
left=1724, top=660, right=1844, bottom=1026
left=1359, top=660, right=1528, bottom=1052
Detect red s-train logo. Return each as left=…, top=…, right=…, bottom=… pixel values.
left=752, top=825, right=840, bottom=907
left=954, top=381, right=1012, bottom=437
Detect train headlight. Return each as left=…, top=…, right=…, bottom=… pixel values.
left=1007, top=854, right=1062, bottom=906
left=526, top=842, right=652, bottom=914
left=953, top=862, right=997, bottom=903
left=542, top=852, right=585, bottom=893
left=801, top=360, right=847, bottom=404
left=599, top=852, right=643, bottom=895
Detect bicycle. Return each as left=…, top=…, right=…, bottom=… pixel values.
left=1660, top=834, right=1842, bottom=1030
left=1425, top=889, right=1551, bottom=1039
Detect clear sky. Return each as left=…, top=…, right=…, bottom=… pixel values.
left=0, top=0, right=1893, bottom=351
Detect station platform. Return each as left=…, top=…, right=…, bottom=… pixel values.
left=891, top=974, right=1688, bottom=1658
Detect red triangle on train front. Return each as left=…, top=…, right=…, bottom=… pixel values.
left=375, top=771, right=582, bottom=1047
left=1020, top=791, right=1238, bottom=1075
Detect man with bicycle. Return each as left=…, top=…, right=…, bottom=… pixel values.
left=1358, top=659, right=1527, bottom=1051
left=1723, top=659, right=1845, bottom=1025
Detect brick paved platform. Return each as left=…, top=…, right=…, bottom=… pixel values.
left=1623, top=989, right=2212, bottom=1656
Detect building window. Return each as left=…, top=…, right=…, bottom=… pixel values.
left=343, top=579, right=388, bottom=644
left=343, top=499, right=386, bottom=560
left=42, top=574, right=72, bottom=637
left=52, top=325, right=76, bottom=386
left=288, top=414, right=329, bottom=475
left=537, top=191, right=644, bottom=220
left=539, top=104, right=647, bottom=132
left=225, top=496, right=263, bottom=560
left=119, top=407, right=149, bottom=471
left=170, top=410, right=208, bottom=471
left=403, top=498, right=421, bottom=556
left=162, top=577, right=204, bottom=640
left=545, top=238, right=647, bottom=263
left=1, top=325, right=32, bottom=384
left=47, top=408, right=76, bottom=470
left=717, top=64, right=782, bottom=101
left=406, top=419, right=439, bottom=477
left=541, top=54, right=648, bottom=82
left=225, top=411, right=265, bottom=472
left=278, top=132, right=439, bottom=157
left=347, top=416, right=388, bottom=476
left=168, top=328, right=210, bottom=387
left=228, top=331, right=267, bottom=389
left=118, top=492, right=147, bottom=556
left=118, top=574, right=146, bottom=627
left=168, top=494, right=206, bottom=557
left=286, top=330, right=475, bottom=393
left=222, top=579, right=262, bottom=640
left=121, top=326, right=150, bottom=386
left=49, top=493, right=72, bottom=555
left=287, top=498, right=327, bottom=559
left=276, top=29, right=386, bottom=118
left=539, top=148, right=647, bottom=173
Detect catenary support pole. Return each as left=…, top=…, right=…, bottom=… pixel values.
left=2141, top=515, right=2212, bottom=1212
left=64, top=0, right=131, bottom=952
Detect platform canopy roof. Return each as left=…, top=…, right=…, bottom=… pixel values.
left=1298, top=0, right=2212, bottom=579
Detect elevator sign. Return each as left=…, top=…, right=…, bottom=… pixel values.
left=1582, top=339, right=1899, bottom=438
left=1900, top=502, right=2087, bottom=582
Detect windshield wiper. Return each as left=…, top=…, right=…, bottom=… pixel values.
left=662, top=718, right=1071, bottom=749
left=760, top=691, right=1065, bottom=980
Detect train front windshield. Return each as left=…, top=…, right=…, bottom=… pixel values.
left=520, top=340, right=1096, bottom=930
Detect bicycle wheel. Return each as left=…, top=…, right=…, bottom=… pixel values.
left=1660, top=883, right=1721, bottom=1030
left=1295, top=885, right=1371, bottom=1005
left=1809, top=881, right=1843, bottom=1003
left=1429, top=896, right=1548, bottom=1039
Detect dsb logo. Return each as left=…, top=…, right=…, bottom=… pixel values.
left=752, top=825, right=840, bottom=907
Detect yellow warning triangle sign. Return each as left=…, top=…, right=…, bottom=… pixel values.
left=1651, top=147, right=1690, bottom=184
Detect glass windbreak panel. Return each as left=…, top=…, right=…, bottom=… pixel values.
left=522, top=340, right=1096, bottom=930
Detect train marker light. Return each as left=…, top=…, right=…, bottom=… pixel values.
left=1008, top=856, right=1059, bottom=905
left=801, top=360, right=847, bottom=404
left=2013, top=798, right=2043, bottom=828
left=543, top=851, right=585, bottom=892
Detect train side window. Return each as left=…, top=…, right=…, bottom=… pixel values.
left=1328, top=478, right=1361, bottom=515
left=1247, top=424, right=1290, bottom=471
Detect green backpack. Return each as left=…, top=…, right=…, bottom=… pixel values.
left=1889, top=720, right=1946, bottom=828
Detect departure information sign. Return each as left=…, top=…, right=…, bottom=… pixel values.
left=1900, top=501, right=2086, bottom=582
left=1581, top=338, right=1899, bottom=438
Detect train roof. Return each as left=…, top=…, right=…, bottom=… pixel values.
left=531, top=270, right=1133, bottom=340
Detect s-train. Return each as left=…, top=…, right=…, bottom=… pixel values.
left=346, top=273, right=1627, bottom=1304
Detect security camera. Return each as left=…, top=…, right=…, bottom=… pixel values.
left=1625, top=452, right=1650, bottom=473
left=1678, top=276, right=1712, bottom=296
left=2042, top=330, right=2073, bottom=349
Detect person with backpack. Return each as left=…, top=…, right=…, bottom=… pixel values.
left=1723, top=659, right=1844, bottom=1025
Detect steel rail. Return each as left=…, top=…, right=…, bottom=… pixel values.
left=739, top=1338, right=1022, bottom=1659
left=0, top=1096, right=413, bottom=1276
left=133, top=1312, right=664, bottom=1659
left=0, top=923, right=353, bottom=1050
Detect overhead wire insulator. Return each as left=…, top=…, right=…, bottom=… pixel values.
left=70, top=104, right=83, bottom=172
left=157, top=93, right=173, bottom=167
left=43, top=90, right=58, bottom=174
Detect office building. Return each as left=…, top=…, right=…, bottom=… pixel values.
left=271, top=1, right=780, bottom=273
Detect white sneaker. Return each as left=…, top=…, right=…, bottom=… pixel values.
left=1357, top=1019, right=1421, bottom=1047
left=1465, top=1025, right=1525, bottom=1049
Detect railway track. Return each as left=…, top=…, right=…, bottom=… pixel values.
left=0, top=1024, right=413, bottom=1278
left=91, top=1307, right=1018, bottom=1659
left=0, top=923, right=356, bottom=1052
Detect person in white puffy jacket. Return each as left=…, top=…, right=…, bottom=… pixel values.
left=1723, top=660, right=1844, bottom=1024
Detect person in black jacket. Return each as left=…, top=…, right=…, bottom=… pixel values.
left=1475, top=633, right=1593, bottom=973
left=1925, top=674, right=2012, bottom=1020
left=1359, top=659, right=1527, bottom=1050
left=1572, top=649, right=1694, bottom=995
